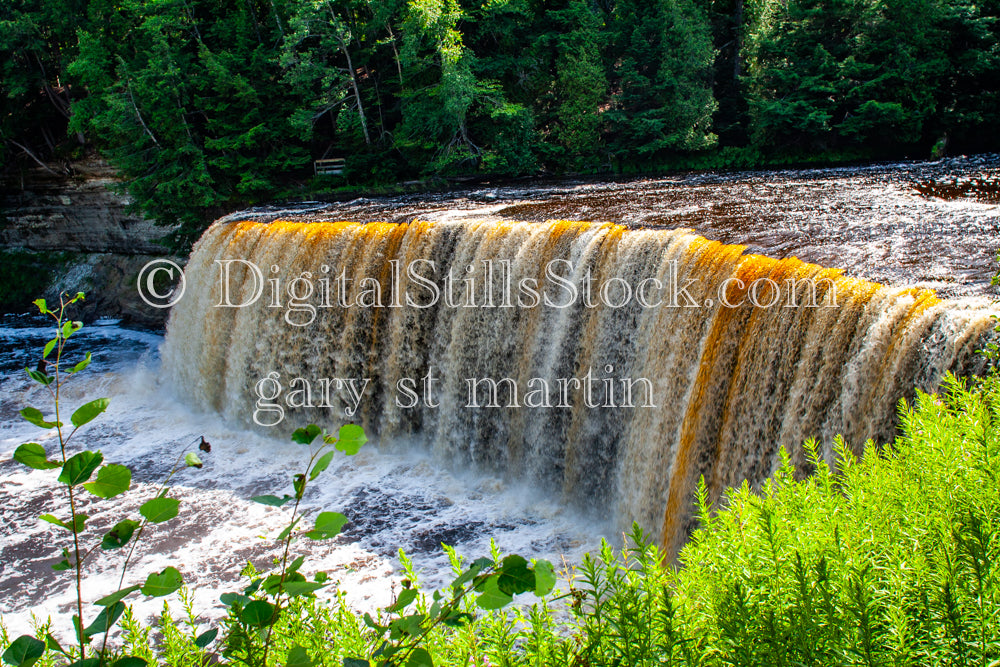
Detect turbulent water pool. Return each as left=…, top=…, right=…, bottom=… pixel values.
left=1, top=155, right=998, bottom=639
left=0, top=317, right=598, bottom=636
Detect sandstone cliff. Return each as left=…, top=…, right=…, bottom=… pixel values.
left=1, top=157, right=180, bottom=328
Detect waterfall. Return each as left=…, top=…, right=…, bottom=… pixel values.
left=163, top=218, right=998, bottom=554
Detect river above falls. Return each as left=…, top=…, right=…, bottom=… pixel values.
left=231, top=154, right=1000, bottom=298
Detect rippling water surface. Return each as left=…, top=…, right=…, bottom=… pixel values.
left=234, top=155, right=1000, bottom=297
left=0, top=320, right=599, bottom=637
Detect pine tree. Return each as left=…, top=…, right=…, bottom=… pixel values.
left=606, top=0, right=718, bottom=162
left=551, top=0, right=607, bottom=169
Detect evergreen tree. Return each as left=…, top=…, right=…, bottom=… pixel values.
left=0, top=0, right=87, bottom=168
left=708, top=0, right=749, bottom=146
left=606, top=0, right=718, bottom=162
left=3, top=0, right=999, bottom=244
left=551, top=0, right=607, bottom=169
left=397, top=0, right=483, bottom=172
left=68, top=0, right=309, bottom=244
left=928, top=0, right=1000, bottom=153
left=743, top=0, right=858, bottom=152
left=744, top=0, right=1000, bottom=155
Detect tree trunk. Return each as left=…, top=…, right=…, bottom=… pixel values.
left=733, top=0, right=744, bottom=81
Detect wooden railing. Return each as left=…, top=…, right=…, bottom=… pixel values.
left=314, top=158, right=346, bottom=176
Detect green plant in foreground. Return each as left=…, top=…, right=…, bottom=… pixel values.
left=354, top=543, right=556, bottom=667
left=3, top=293, right=201, bottom=667
left=220, top=423, right=557, bottom=667
left=220, top=423, right=367, bottom=667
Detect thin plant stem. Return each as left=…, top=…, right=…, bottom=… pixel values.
left=98, top=439, right=202, bottom=664
left=261, top=446, right=321, bottom=667
left=50, top=296, right=88, bottom=660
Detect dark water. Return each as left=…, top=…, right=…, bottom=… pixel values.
left=0, top=314, right=160, bottom=375
left=234, top=155, right=1000, bottom=298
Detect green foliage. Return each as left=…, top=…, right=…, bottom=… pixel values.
left=66, top=0, right=313, bottom=246
left=7, top=0, right=999, bottom=240
left=0, top=251, right=72, bottom=313
left=743, top=0, right=1000, bottom=155
left=214, top=418, right=562, bottom=667
left=4, top=293, right=202, bottom=666
left=673, top=369, right=1000, bottom=665
left=222, top=423, right=367, bottom=667
left=550, top=0, right=607, bottom=170
left=0, top=0, right=83, bottom=167
left=606, top=0, right=718, bottom=160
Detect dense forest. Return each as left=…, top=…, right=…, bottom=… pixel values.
left=3, top=0, right=999, bottom=242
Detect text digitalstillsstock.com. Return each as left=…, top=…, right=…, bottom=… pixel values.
left=208, top=258, right=840, bottom=326
left=137, top=257, right=841, bottom=426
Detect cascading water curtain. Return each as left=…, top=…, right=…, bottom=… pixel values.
left=164, top=218, right=998, bottom=554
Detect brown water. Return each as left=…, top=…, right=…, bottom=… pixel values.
left=164, top=209, right=999, bottom=555
left=236, top=154, right=1000, bottom=298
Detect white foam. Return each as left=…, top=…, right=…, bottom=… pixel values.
left=0, top=328, right=603, bottom=642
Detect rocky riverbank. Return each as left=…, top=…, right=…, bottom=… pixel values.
left=1, top=157, right=178, bottom=328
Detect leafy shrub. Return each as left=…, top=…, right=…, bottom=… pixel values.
left=3, top=294, right=201, bottom=666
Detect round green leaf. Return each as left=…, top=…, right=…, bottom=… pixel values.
left=405, top=647, right=433, bottom=667
left=71, top=398, right=109, bottom=428
left=2, top=635, right=45, bottom=667
left=476, top=575, right=514, bottom=610
left=291, top=425, right=321, bottom=445
left=282, top=581, right=326, bottom=598
left=335, top=424, right=367, bottom=455
left=533, top=559, right=556, bottom=596
left=304, top=511, right=347, bottom=540
left=496, top=554, right=535, bottom=596
left=286, top=644, right=312, bottom=667
left=13, top=443, right=60, bottom=470
left=141, top=566, right=183, bottom=597
left=140, top=497, right=179, bottom=523
left=111, top=658, right=147, bottom=667
left=84, top=601, right=125, bottom=636
left=83, top=464, right=132, bottom=498
left=184, top=452, right=203, bottom=468
left=387, top=588, right=418, bottom=612
left=20, top=407, right=59, bottom=429
left=102, top=519, right=141, bottom=550
left=62, top=320, right=82, bottom=340
left=58, top=451, right=104, bottom=486
left=193, top=629, right=218, bottom=649
left=239, top=600, right=276, bottom=627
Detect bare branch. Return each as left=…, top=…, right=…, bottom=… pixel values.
left=7, top=139, right=61, bottom=175
left=125, top=80, right=161, bottom=147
